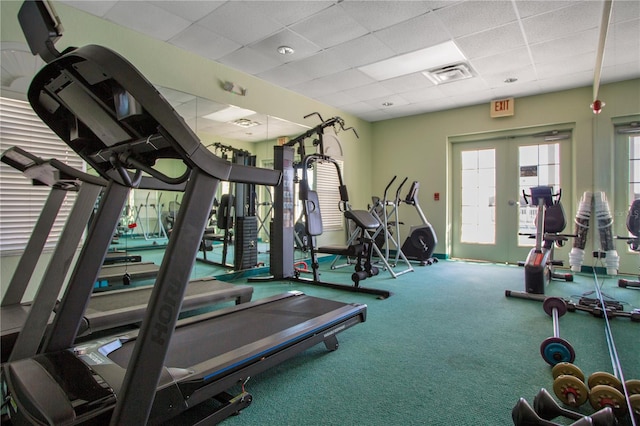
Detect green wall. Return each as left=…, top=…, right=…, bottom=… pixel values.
left=371, top=79, right=640, bottom=268
left=2, top=0, right=640, bottom=298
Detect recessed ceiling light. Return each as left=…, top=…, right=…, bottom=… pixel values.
left=358, top=41, right=466, bottom=81
left=382, top=102, right=393, bottom=107
left=504, top=77, right=518, bottom=83
left=277, top=46, right=295, bottom=55
left=232, top=118, right=261, bottom=128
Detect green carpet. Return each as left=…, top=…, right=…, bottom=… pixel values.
left=108, top=249, right=640, bottom=425
left=222, top=262, right=638, bottom=425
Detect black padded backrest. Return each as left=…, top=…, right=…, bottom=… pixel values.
left=304, top=190, right=323, bottom=237
left=544, top=202, right=566, bottom=234
left=627, top=199, right=640, bottom=237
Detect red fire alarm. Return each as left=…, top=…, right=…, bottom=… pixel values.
left=591, top=99, right=605, bottom=114
left=434, top=192, right=440, bottom=201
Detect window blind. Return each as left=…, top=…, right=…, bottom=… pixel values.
left=315, top=160, right=344, bottom=231
left=0, top=96, right=85, bottom=254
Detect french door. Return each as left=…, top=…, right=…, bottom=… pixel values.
left=451, top=135, right=571, bottom=264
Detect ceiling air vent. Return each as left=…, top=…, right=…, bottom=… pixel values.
left=422, top=63, right=474, bottom=85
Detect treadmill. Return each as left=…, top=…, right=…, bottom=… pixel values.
left=0, top=147, right=253, bottom=363
left=2, top=2, right=368, bottom=425
left=0, top=146, right=106, bottom=362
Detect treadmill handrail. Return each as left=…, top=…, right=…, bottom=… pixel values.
left=2, top=146, right=106, bottom=189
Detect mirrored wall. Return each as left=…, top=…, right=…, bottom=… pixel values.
left=120, top=86, right=312, bottom=272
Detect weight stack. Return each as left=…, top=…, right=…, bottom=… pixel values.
left=234, top=216, right=258, bottom=270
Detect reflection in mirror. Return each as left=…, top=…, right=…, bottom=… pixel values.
left=126, top=86, right=312, bottom=273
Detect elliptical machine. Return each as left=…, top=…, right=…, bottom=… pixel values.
left=399, top=181, right=438, bottom=266
left=521, top=186, right=573, bottom=294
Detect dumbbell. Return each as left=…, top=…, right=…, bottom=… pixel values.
left=551, top=363, right=589, bottom=408
left=512, top=397, right=595, bottom=425
left=586, top=377, right=626, bottom=419
left=540, top=297, right=576, bottom=366
left=534, top=388, right=616, bottom=426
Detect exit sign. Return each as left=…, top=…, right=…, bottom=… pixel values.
left=490, top=97, right=514, bottom=118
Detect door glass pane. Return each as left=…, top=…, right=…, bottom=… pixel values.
left=630, top=136, right=640, bottom=202
left=518, top=143, right=560, bottom=245
left=460, top=149, right=496, bottom=244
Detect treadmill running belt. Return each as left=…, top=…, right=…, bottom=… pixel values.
left=108, top=295, right=349, bottom=368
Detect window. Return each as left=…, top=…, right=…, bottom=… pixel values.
left=627, top=133, right=640, bottom=204
left=0, top=96, right=85, bottom=254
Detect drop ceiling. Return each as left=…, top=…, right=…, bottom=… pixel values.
left=5, top=1, right=640, bottom=126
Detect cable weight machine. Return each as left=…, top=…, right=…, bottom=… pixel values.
left=251, top=113, right=391, bottom=298
left=199, top=142, right=260, bottom=270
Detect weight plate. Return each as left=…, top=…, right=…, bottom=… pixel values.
left=629, top=394, right=640, bottom=417
left=551, top=362, right=585, bottom=382
left=588, top=372, right=623, bottom=391
left=626, top=379, right=640, bottom=396
left=589, top=384, right=627, bottom=416
left=540, top=337, right=575, bottom=366
left=543, top=297, right=568, bottom=316
left=553, top=374, right=589, bottom=407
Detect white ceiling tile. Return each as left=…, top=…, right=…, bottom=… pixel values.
left=249, top=29, right=321, bottom=64
left=610, top=0, right=640, bottom=24
left=601, top=61, right=640, bottom=84
left=380, top=72, right=434, bottom=93
left=435, top=76, right=489, bottom=96
left=315, top=91, right=360, bottom=108
left=535, top=52, right=596, bottom=79
left=58, top=1, right=118, bottom=17
left=489, top=82, right=543, bottom=100
left=469, top=48, right=532, bottom=75
left=242, top=1, right=334, bottom=26
left=364, top=93, right=410, bottom=109
left=285, top=50, right=351, bottom=80
left=434, top=1, right=518, bottom=38
left=170, top=25, right=241, bottom=61
left=330, top=34, right=396, bottom=68
left=481, top=66, right=539, bottom=89
left=289, top=78, right=341, bottom=99
left=339, top=1, right=432, bottom=32
left=537, top=70, right=594, bottom=93
left=373, top=12, right=450, bottom=55
left=289, top=4, right=369, bottom=49
left=355, top=109, right=394, bottom=122
left=103, top=2, right=191, bottom=41
left=343, top=83, right=394, bottom=102
left=456, top=22, right=526, bottom=60
left=604, top=19, right=640, bottom=66
left=217, top=47, right=282, bottom=75
left=514, top=1, right=577, bottom=19
left=197, top=2, right=282, bottom=46
left=521, top=1, right=603, bottom=44
left=257, top=64, right=312, bottom=88
left=399, top=86, right=449, bottom=103
left=150, top=1, right=225, bottom=22
left=315, top=69, right=376, bottom=92
left=529, top=29, right=598, bottom=64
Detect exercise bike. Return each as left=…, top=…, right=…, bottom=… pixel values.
left=521, top=186, right=573, bottom=294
